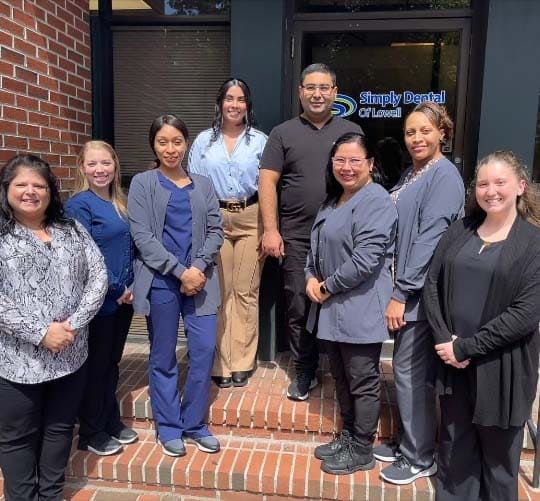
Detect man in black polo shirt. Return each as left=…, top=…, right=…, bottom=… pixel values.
left=259, top=63, right=363, bottom=401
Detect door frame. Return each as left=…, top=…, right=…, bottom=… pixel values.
left=287, top=16, right=472, bottom=176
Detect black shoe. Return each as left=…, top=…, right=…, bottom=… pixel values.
left=111, top=427, right=138, bottom=444
left=287, top=373, right=318, bottom=401
left=321, top=440, right=375, bottom=475
left=314, top=429, right=351, bottom=460
left=78, top=432, right=123, bottom=456
left=373, top=441, right=402, bottom=462
left=212, top=376, right=232, bottom=388
left=232, top=371, right=249, bottom=387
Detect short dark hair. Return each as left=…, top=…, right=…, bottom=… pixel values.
left=0, top=153, right=74, bottom=235
left=324, top=132, right=383, bottom=205
left=148, top=114, right=190, bottom=168
left=210, top=78, right=256, bottom=144
left=405, top=101, right=454, bottom=144
left=301, top=63, right=336, bottom=86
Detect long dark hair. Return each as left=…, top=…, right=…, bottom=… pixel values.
left=324, top=132, right=383, bottom=206
left=148, top=114, right=190, bottom=168
left=467, top=150, right=540, bottom=226
left=210, top=78, right=255, bottom=144
left=0, top=154, right=75, bottom=235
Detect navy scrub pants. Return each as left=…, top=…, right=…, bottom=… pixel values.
left=147, top=285, right=216, bottom=443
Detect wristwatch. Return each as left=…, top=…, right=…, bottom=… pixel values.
left=320, top=283, right=328, bottom=295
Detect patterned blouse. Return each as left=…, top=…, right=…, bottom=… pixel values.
left=0, top=221, right=108, bottom=384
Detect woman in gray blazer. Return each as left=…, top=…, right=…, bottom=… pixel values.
left=128, top=115, right=223, bottom=458
left=306, top=132, right=397, bottom=475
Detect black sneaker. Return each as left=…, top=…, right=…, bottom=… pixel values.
left=380, top=456, right=437, bottom=485
left=321, top=439, right=375, bottom=475
left=373, top=441, right=402, bottom=462
left=314, top=429, right=351, bottom=460
left=78, top=432, right=123, bottom=456
left=111, top=427, right=138, bottom=444
left=286, top=373, right=318, bottom=401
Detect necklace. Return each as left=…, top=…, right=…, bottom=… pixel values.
left=390, top=156, right=441, bottom=204
left=478, top=239, right=492, bottom=254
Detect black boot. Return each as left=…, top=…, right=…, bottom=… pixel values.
left=314, top=429, right=351, bottom=460
left=321, top=438, right=375, bottom=475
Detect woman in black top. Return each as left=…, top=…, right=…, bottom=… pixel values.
left=423, top=151, right=540, bottom=501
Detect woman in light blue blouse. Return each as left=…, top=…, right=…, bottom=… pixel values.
left=188, top=78, right=267, bottom=388
left=65, top=141, right=137, bottom=457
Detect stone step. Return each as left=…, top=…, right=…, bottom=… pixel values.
left=116, top=344, right=398, bottom=440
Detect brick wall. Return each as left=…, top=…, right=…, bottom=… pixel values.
left=0, top=0, right=91, bottom=193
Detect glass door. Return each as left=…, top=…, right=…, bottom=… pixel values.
left=292, top=18, right=471, bottom=178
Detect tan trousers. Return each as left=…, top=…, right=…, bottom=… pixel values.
left=213, top=202, right=264, bottom=377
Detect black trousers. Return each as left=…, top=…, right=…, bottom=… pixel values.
left=282, top=236, right=319, bottom=374
left=78, top=304, right=133, bottom=441
left=437, top=368, right=523, bottom=501
left=325, top=340, right=382, bottom=447
left=0, top=364, right=87, bottom=501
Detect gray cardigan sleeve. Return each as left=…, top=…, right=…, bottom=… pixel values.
left=393, top=168, right=464, bottom=303
left=325, top=193, right=397, bottom=294
left=191, top=178, right=224, bottom=272
left=128, top=173, right=186, bottom=279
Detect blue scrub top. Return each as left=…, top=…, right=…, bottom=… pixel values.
left=152, top=171, right=193, bottom=289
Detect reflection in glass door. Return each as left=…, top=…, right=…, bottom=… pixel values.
left=293, top=19, right=470, bottom=178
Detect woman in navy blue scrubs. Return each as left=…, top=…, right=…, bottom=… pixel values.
left=128, top=115, right=223, bottom=457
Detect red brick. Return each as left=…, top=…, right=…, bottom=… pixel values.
left=42, top=153, right=61, bottom=168
left=49, top=38, right=68, bottom=58
left=27, top=83, right=49, bottom=100
left=17, top=123, right=40, bottom=138
left=47, top=12, right=69, bottom=33
left=29, top=139, right=51, bottom=152
left=76, top=88, right=91, bottom=102
left=15, top=66, right=38, bottom=84
left=36, top=20, right=58, bottom=40
left=26, top=29, right=48, bottom=48
left=23, top=3, right=47, bottom=22
left=0, top=120, right=17, bottom=134
left=1, top=46, right=25, bottom=65
left=3, top=105, right=27, bottom=121
left=70, top=121, right=86, bottom=133
left=0, top=29, right=13, bottom=46
left=14, top=37, right=37, bottom=57
left=49, top=65, right=68, bottom=83
left=60, top=81, right=77, bottom=95
left=40, top=101, right=60, bottom=115
left=1, top=18, right=25, bottom=38
left=0, top=149, right=18, bottom=162
left=2, top=76, right=27, bottom=93
left=28, top=111, right=50, bottom=126
left=38, top=48, right=58, bottom=66
left=0, top=2, right=10, bottom=17
left=50, top=91, right=69, bottom=106
left=12, top=6, right=36, bottom=28
left=68, top=72, right=84, bottom=88
left=25, top=56, right=48, bottom=74
left=0, top=60, right=14, bottom=76
left=50, top=116, right=70, bottom=130
left=4, top=135, right=29, bottom=149
left=58, top=56, right=76, bottom=73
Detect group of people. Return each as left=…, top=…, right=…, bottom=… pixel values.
left=0, top=62, right=539, bottom=501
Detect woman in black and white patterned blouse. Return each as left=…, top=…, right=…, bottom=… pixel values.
left=0, top=154, right=108, bottom=501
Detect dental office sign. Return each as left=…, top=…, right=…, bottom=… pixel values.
left=333, top=90, right=446, bottom=119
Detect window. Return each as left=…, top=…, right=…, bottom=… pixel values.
left=295, top=0, right=471, bottom=13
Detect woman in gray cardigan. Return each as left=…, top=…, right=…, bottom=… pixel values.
left=128, top=115, right=223, bottom=458
left=306, top=132, right=397, bottom=475
left=377, top=102, right=465, bottom=485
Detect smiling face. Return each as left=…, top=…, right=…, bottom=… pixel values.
left=221, top=85, right=247, bottom=127
left=298, top=71, right=337, bottom=123
left=7, top=166, right=51, bottom=225
left=332, top=141, right=373, bottom=196
left=404, top=111, right=443, bottom=169
left=475, top=160, right=526, bottom=220
left=153, top=124, right=188, bottom=171
left=80, top=146, right=116, bottom=195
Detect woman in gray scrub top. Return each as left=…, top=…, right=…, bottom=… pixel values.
left=306, top=132, right=397, bottom=475
left=376, top=101, right=465, bottom=486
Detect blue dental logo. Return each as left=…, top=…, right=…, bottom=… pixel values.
left=332, top=94, right=357, bottom=118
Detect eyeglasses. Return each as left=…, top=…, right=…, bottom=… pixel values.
left=301, top=84, right=335, bottom=95
left=331, top=157, right=370, bottom=168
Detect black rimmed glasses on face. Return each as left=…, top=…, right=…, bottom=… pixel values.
left=332, top=157, right=370, bottom=169
left=300, top=84, right=335, bottom=95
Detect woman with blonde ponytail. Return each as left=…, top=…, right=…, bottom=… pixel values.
left=65, top=140, right=137, bottom=456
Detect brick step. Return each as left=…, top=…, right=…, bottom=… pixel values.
left=117, top=345, right=398, bottom=440
left=65, top=429, right=436, bottom=501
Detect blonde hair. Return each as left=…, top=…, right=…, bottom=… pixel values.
left=74, top=140, right=128, bottom=216
left=466, top=150, right=540, bottom=227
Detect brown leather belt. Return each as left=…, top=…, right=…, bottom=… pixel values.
left=219, top=193, right=258, bottom=212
